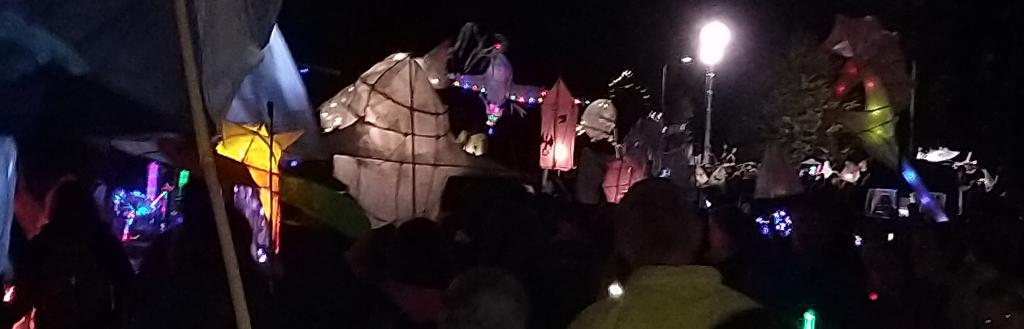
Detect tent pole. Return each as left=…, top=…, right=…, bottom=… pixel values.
left=172, top=1, right=253, bottom=329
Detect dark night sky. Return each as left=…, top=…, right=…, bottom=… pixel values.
left=278, top=0, right=1023, bottom=167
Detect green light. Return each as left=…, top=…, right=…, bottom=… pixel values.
left=802, top=309, right=816, bottom=329
left=178, top=170, right=191, bottom=189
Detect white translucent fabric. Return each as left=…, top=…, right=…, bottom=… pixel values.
left=226, top=26, right=318, bottom=154
left=0, top=137, right=16, bottom=278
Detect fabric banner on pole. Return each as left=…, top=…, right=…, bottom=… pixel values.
left=0, top=137, right=16, bottom=279
left=226, top=25, right=319, bottom=156
left=539, top=78, right=578, bottom=171
left=9, top=0, right=281, bottom=130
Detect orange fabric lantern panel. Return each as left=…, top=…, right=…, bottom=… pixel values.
left=603, top=157, right=646, bottom=203
left=216, top=122, right=302, bottom=253
left=539, top=79, right=578, bottom=171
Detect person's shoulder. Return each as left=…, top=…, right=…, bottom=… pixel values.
left=715, top=285, right=760, bottom=310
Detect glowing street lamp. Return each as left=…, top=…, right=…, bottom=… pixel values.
left=699, top=21, right=732, bottom=66
left=698, top=20, right=731, bottom=164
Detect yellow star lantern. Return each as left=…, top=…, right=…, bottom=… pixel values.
left=216, top=121, right=302, bottom=253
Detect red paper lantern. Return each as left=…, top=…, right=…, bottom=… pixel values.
left=603, top=157, right=645, bottom=203
left=539, top=79, right=579, bottom=171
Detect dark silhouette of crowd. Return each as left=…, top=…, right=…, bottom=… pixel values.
left=3, top=159, right=1024, bottom=329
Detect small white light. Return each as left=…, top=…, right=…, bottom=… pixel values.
left=898, top=208, right=910, bottom=217
left=854, top=235, right=863, bottom=246
left=329, top=102, right=338, bottom=108
left=392, top=53, right=409, bottom=60
left=607, top=281, right=624, bottom=299
left=887, top=233, right=895, bottom=242
left=4, top=286, right=15, bottom=302
left=705, top=200, right=712, bottom=208
left=429, top=77, right=441, bottom=85
left=348, top=86, right=355, bottom=92
left=320, top=112, right=329, bottom=118
left=681, top=56, right=693, bottom=63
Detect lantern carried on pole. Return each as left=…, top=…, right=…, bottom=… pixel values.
left=539, top=78, right=579, bottom=171
left=216, top=121, right=302, bottom=253
left=603, top=144, right=646, bottom=204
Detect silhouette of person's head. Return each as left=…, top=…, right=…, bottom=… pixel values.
left=440, top=268, right=529, bottom=329
left=387, top=218, right=455, bottom=288
left=46, top=179, right=101, bottom=228
left=615, top=178, right=702, bottom=268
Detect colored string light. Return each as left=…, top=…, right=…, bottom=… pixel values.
left=803, top=310, right=817, bottom=329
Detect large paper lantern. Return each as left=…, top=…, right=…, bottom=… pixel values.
left=603, top=156, right=646, bottom=203
left=823, top=15, right=911, bottom=169
left=215, top=122, right=302, bottom=253
left=319, top=53, right=498, bottom=227
left=580, top=99, right=617, bottom=142
left=539, top=79, right=579, bottom=171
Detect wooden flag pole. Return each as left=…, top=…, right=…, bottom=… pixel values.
left=171, top=0, right=253, bottom=328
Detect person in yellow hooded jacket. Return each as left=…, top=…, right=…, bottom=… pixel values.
left=570, top=179, right=770, bottom=329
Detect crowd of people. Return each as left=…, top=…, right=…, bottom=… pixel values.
left=2, top=160, right=1024, bottom=329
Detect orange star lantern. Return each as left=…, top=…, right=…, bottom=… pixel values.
left=216, top=121, right=302, bottom=253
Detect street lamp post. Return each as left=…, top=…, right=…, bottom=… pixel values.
left=698, top=21, right=731, bottom=164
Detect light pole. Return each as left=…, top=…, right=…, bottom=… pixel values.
left=698, top=21, right=731, bottom=164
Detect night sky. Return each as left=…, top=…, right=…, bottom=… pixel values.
left=278, top=0, right=1023, bottom=168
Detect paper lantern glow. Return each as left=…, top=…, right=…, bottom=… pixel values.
left=603, top=157, right=645, bottom=203
left=539, top=79, right=578, bottom=171
left=319, top=53, right=498, bottom=227
left=216, top=121, right=302, bottom=253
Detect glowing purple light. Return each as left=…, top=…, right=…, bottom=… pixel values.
left=146, top=162, right=159, bottom=200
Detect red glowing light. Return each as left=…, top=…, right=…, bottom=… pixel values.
left=865, top=81, right=875, bottom=88
left=868, top=292, right=879, bottom=301
left=836, top=84, right=847, bottom=94
left=471, top=85, right=479, bottom=91
left=494, top=43, right=503, bottom=50
left=540, top=91, right=548, bottom=96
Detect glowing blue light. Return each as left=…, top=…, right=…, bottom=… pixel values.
left=288, top=160, right=299, bottom=167
left=298, top=67, right=310, bottom=74
left=462, top=83, right=470, bottom=90
left=487, top=127, right=494, bottom=135
left=755, top=217, right=772, bottom=237
left=136, top=206, right=151, bottom=216
left=528, top=97, right=536, bottom=104
left=902, top=168, right=919, bottom=183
